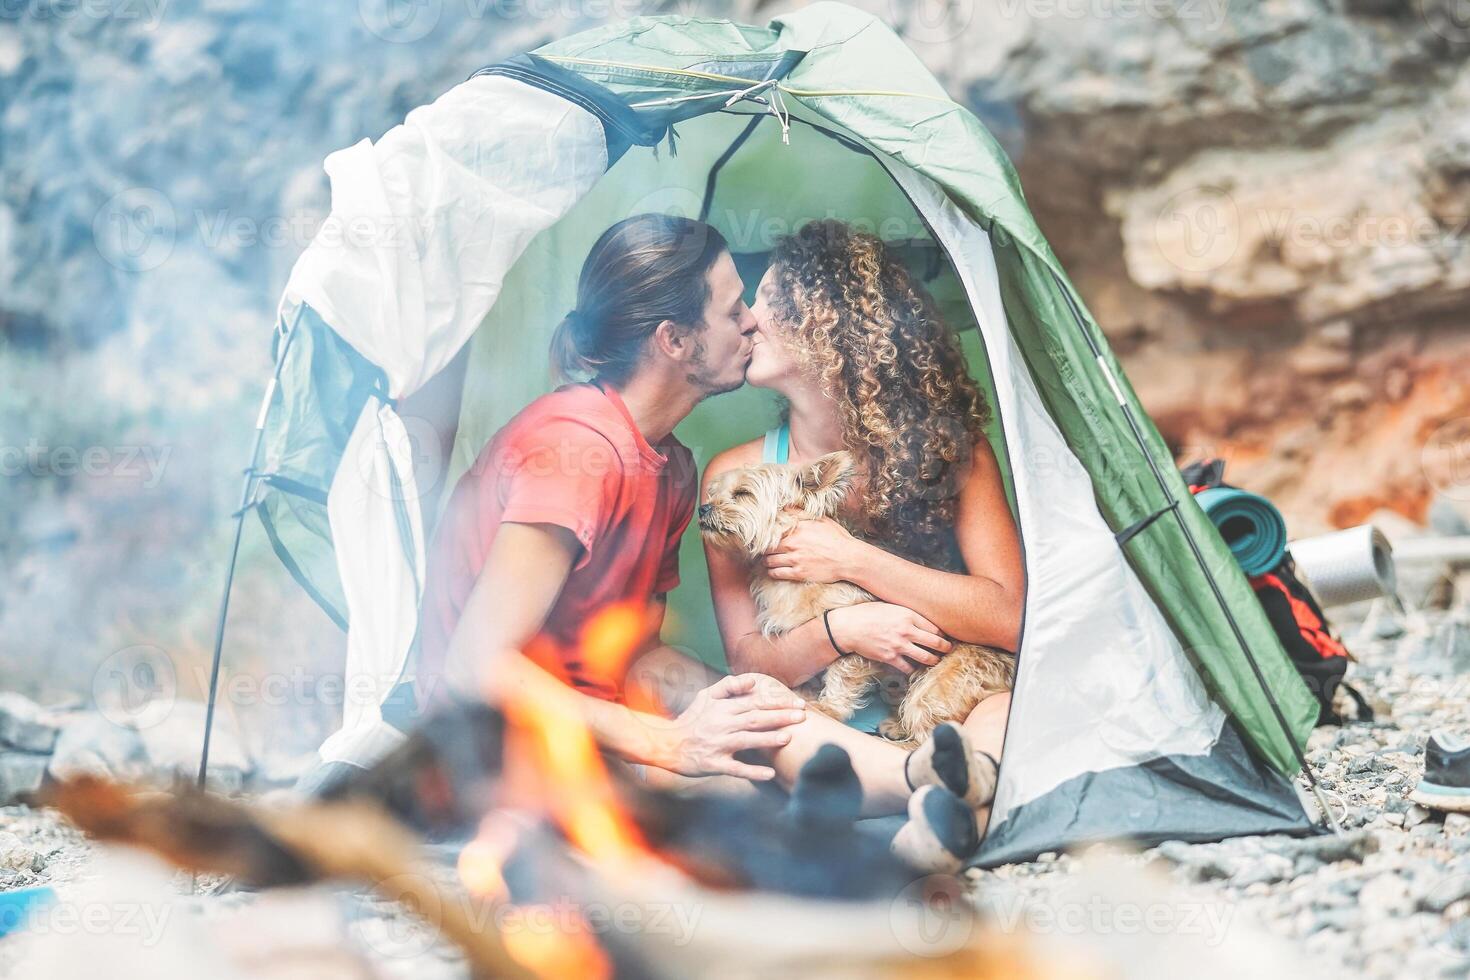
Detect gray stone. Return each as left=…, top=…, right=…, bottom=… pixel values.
left=1263, top=830, right=1379, bottom=865
left=1405, top=804, right=1435, bottom=828
left=1372, top=614, right=1407, bottom=641
left=135, top=700, right=252, bottom=788
left=47, top=712, right=147, bottom=782
left=1229, top=853, right=1294, bottom=887
left=1311, top=906, right=1364, bottom=933
left=1293, top=854, right=1326, bottom=875
left=1429, top=496, right=1470, bottom=537
left=1415, top=872, right=1470, bottom=913
left=1383, top=794, right=1413, bottom=815
left=1154, top=840, right=1251, bottom=881
left=0, top=692, right=59, bottom=754
left=249, top=749, right=317, bottom=791
left=1360, top=874, right=1414, bottom=917
left=0, top=830, right=45, bottom=873
left=0, top=752, right=48, bottom=804
left=1446, top=813, right=1470, bottom=837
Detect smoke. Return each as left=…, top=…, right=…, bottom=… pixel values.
left=0, top=0, right=597, bottom=751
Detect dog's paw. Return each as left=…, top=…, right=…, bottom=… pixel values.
left=903, top=717, right=940, bottom=745
left=878, top=718, right=917, bottom=747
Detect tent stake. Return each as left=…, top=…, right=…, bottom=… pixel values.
left=1308, top=781, right=1343, bottom=833
left=196, top=309, right=304, bottom=802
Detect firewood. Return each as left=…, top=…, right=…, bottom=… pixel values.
left=43, top=775, right=534, bottom=980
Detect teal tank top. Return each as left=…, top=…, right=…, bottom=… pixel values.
left=762, top=424, right=890, bottom=736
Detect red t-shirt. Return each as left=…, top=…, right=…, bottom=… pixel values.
left=419, top=382, right=697, bottom=701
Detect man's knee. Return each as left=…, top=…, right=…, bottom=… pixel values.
left=625, top=645, right=722, bottom=715
left=738, top=672, right=798, bottom=706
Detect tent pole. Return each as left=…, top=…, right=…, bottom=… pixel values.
left=196, top=308, right=305, bottom=796
left=1053, top=277, right=1342, bottom=834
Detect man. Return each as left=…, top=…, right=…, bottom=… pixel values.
left=418, top=213, right=808, bottom=781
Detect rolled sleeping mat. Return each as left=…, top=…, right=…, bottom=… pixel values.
left=1194, top=486, right=1289, bottom=577
left=1287, top=524, right=1397, bottom=608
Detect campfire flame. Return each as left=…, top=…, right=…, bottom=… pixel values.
left=498, top=657, right=654, bottom=869
left=463, top=600, right=672, bottom=977
left=579, top=601, right=657, bottom=687
left=478, top=601, right=664, bottom=868
left=501, top=906, right=612, bottom=980
left=456, top=814, right=518, bottom=900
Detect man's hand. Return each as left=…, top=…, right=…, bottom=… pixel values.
left=665, top=674, right=807, bottom=781
left=825, top=602, right=953, bottom=675
left=763, top=517, right=862, bottom=584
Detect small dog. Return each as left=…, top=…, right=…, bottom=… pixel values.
left=699, top=451, right=1014, bottom=744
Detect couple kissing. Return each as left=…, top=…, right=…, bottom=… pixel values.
left=417, top=213, right=1025, bottom=870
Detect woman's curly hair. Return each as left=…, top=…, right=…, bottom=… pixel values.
left=768, top=220, right=991, bottom=569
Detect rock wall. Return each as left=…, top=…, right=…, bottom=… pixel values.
left=873, top=0, right=1470, bottom=532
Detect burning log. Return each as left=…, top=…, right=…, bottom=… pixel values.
left=43, top=776, right=537, bottom=979
left=45, top=776, right=314, bottom=887
left=311, top=695, right=919, bottom=899
left=42, top=691, right=1059, bottom=978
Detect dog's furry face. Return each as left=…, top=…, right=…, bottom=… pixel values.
left=698, top=451, right=855, bottom=558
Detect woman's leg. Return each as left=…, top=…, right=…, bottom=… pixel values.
left=766, top=710, right=911, bottom=816
left=960, top=691, right=1011, bottom=835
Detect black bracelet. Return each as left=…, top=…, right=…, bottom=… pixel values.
left=823, top=608, right=852, bottom=656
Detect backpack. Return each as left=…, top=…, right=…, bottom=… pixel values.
left=1180, top=459, right=1371, bottom=726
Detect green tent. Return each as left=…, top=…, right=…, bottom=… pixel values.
left=251, top=2, right=1324, bottom=864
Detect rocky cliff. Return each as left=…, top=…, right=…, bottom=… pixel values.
left=872, top=0, right=1470, bottom=531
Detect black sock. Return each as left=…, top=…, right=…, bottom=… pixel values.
left=917, top=785, right=979, bottom=858
left=890, top=785, right=980, bottom=874
left=787, top=743, right=862, bottom=830
left=928, top=722, right=971, bottom=798
left=904, top=722, right=999, bottom=808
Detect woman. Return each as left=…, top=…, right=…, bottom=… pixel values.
left=702, top=220, right=1025, bottom=861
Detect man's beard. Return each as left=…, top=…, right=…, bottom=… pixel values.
left=685, top=335, right=745, bottom=399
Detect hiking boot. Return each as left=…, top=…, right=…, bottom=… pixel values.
left=1410, top=731, right=1470, bottom=812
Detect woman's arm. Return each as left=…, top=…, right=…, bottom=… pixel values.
left=705, top=524, right=841, bottom=685
left=703, top=449, right=954, bottom=684
left=764, top=440, right=1024, bottom=652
